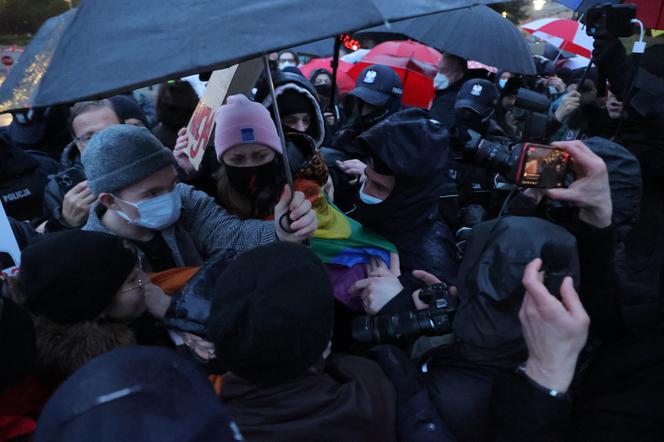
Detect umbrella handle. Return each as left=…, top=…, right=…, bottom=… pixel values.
left=279, top=212, right=295, bottom=234
left=263, top=53, right=296, bottom=233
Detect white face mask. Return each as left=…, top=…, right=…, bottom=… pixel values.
left=548, top=86, right=558, bottom=96
left=498, top=78, right=508, bottom=89
left=114, top=189, right=182, bottom=230
left=434, top=73, right=450, bottom=91
left=279, top=61, right=296, bottom=70
left=358, top=180, right=384, bottom=205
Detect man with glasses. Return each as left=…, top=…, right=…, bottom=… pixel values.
left=44, top=100, right=121, bottom=230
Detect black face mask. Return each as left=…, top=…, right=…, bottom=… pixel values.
left=455, top=108, right=491, bottom=137
left=224, top=159, right=280, bottom=197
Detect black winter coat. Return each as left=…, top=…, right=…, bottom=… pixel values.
left=0, top=133, right=60, bottom=222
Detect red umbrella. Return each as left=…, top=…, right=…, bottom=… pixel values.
left=349, top=40, right=441, bottom=108
left=299, top=57, right=355, bottom=96
left=521, top=18, right=594, bottom=58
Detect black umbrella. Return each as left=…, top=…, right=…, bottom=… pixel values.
left=0, top=0, right=499, bottom=111
left=289, top=38, right=337, bottom=58
left=0, top=9, right=74, bottom=112
left=359, top=5, right=536, bottom=75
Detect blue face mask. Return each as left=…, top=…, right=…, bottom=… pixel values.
left=434, top=73, right=450, bottom=91
left=548, top=86, right=558, bottom=96
left=358, top=180, right=384, bottom=205
left=499, top=78, right=508, bottom=89
left=114, top=188, right=182, bottom=230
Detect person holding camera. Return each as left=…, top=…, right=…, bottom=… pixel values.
left=490, top=140, right=664, bottom=441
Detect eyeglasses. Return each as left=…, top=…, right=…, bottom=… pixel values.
left=119, top=277, right=144, bottom=293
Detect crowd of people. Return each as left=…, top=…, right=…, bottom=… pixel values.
left=0, top=19, right=663, bottom=442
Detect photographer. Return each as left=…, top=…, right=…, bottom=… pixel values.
left=351, top=140, right=641, bottom=440
left=490, top=141, right=664, bottom=441
left=592, top=29, right=664, bottom=306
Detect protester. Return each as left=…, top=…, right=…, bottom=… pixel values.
left=209, top=242, right=398, bottom=442
left=43, top=99, right=121, bottom=230
left=255, top=70, right=326, bottom=150
left=2, top=6, right=664, bottom=442
left=349, top=108, right=458, bottom=313
left=277, top=50, right=300, bottom=70
left=11, top=230, right=171, bottom=386
left=151, top=80, right=199, bottom=148
left=82, top=124, right=316, bottom=271
left=109, top=94, right=151, bottom=128
left=429, top=52, right=469, bottom=128
left=35, top=346, right=244, bottom=442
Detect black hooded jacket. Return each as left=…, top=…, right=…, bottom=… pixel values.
left=351, top=108, right=458, bottom=299
left=255, top=71, right=326, bottom=150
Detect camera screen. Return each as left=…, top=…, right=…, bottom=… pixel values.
left=517, top=144, right=570, bottom=189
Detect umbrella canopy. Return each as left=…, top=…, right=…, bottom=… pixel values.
left=0, top=9, right=75, bottom=112
left=299, top=57, right=355, bottom=95
left=358, top=5, right=536, bottom=75
left=349, top=41, right=442, bottom=108
left=0, top=0, right=498, bottom=111
left=362, top=40, right=442, bottom=67
left=289, top=38, right=337, bottom=58
left=522, top=18, right=594, bottom=58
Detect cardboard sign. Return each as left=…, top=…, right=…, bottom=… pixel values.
left=0, top=201, right=21, bottom=270
left=184, top=58, right=264, bottom=170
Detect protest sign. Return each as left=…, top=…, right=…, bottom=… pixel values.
left=0, top=201, right=21, bottom=270
left=184, top=58, right=264, bottom=170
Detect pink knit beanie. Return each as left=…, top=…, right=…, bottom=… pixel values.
left=214, top=94, right=283, bottom=159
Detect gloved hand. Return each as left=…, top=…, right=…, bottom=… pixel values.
left=592, top=29, right=631, bottom=97
left=369, top=345, right=419, bottom=404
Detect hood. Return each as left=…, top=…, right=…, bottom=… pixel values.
left=256, top=72, right=326, bottom=149
left=351, top=108, right=451, bottom=237
left=583, top=136, right=642, bottom=240
left=359, top=108, right=449, bottom=179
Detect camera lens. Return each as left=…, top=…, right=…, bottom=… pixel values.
left=472, top=139, right=521, bottom=181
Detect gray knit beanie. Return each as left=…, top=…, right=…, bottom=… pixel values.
left=82, top=125, right=175, bottom=195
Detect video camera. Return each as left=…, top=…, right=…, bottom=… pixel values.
left=513, top=88, right=551, bottom=142
left=455, top=130, right=570, bottom=189
left=352, top=283, right=456, bottom=346
left=585, top=3, right=636, bottom=37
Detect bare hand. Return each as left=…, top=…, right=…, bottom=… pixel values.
left=274, top=185, right=318, bottom=242
left=350, top=260, right=403, bottom=315
left=336, top=159, right=367, bottom=177
left=547, top=76, right=566, bottom=93
left=173, top=127, right=196, bottom=176
left=178, top=331, right=216, bottom=361
left=545, top=140, right=612, bottom=228
left=520, top=258, right=590, bottom=393
left=62, top=180, right=96, bottom=227
left=143, top=283, right=171, bottom=319
left=324, top=112, right=336, bottom=126
left=554, top=91, right=581, bottom=123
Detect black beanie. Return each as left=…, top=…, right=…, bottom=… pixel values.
left=208, top=242, right=334, bottom=385
left=278, top=89, right=314, bottom=117
left=19, top=231, right=137, bottom=325
left=109, top=95, right=150, bottom=128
